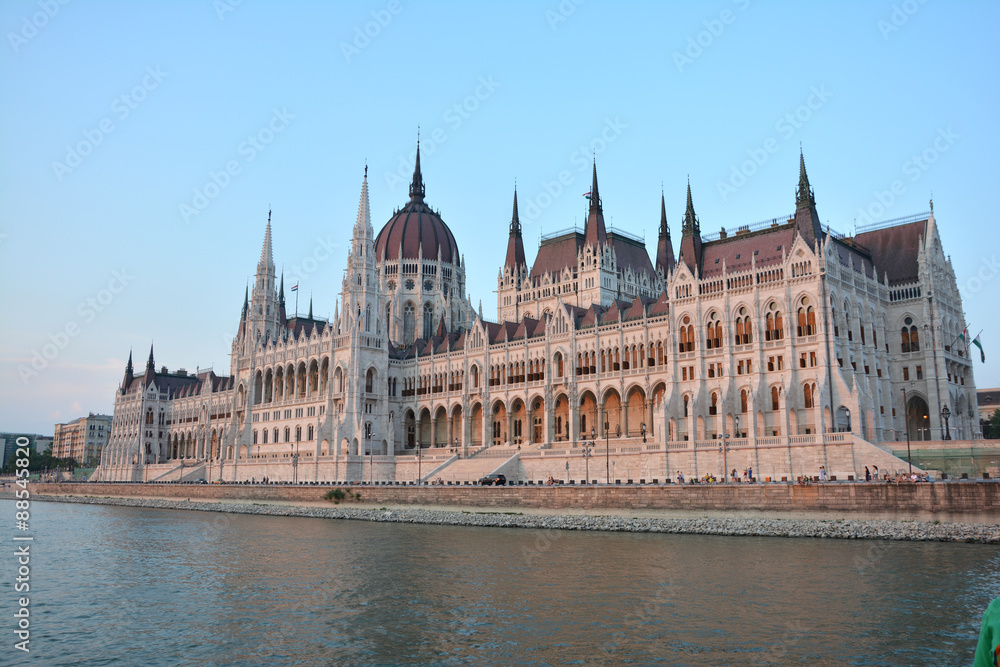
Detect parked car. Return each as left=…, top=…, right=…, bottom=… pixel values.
left=478, top=473, right=507, bottom=486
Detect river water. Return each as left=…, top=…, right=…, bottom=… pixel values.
left=2, top=500, right=997, bottom=666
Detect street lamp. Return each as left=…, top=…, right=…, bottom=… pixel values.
left=604, top=421, right=611, bottom=484
left=581, top=441, right=593, bottom=484
left=844, top=409, right=851, bottom=433
left=641, top=422, right=647, bottom=443
left=941, top=405, right=951, bottom=440
left=718, top=431, right=731, bottom=482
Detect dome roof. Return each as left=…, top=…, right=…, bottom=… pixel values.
left=374, top=141, right=461, bottom=264
left=375, top=199, right=460, bottom=264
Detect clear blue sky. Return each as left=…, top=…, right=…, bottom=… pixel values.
left=2, top=0, right=998, bottom=434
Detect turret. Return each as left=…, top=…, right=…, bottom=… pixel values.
left=655, top=191, right=676, bottom=276
left=792, top=148, right=824, bottom=247
left=678, top=179, right=703, bottom=274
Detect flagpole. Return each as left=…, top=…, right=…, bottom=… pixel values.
left=295, top=289, right=299, bottom=317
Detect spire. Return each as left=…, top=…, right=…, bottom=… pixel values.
left=278, top=273, right=285, bottom=308
left=308, top=296, right=313, bottom=320
left=682, top=178, right=699, bottom=235
left=146, top=344, right=154, bottom=372
left=678, top=179, right=703, bottom=274
left=795, top=146, right=815, bottom=209
left=655, top=190, right=675, bottom=275
left=589, top=159, right=602, bottom=213
left=792, top=148, right=823, bottom=246
left=409, top=132, right=425, bottom=202
left=242, top=284, right=249, bottom=317
left=504, top=185, right=527, bottom=271
left=125, top=350, right=133, bottom=377
left=260, top=210, right=274, bottom=269
left=583, top=159, right=608, bottom=248
left=356, top=164, right=372, bottom=234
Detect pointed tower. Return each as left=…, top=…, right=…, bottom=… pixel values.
left=142, top=344, right=156, bottom=385
left=792, top=148, right=824, bottom=247
left=249, top=210, right=281, bottom=342
left=655, top=191, right=676, bottom=276
left=497, top=185, right=528, bottom=322
left=583, top=160, right=608, bottom=249
left=277, top=273, right=287, bottom=324
left=504, top=186, right=527, bottom=272
left=340, top=165, right=381, bottom=336
left=122, top=350, right=134, bottom=389
left=409, top=137, right=425, bottom=202
left=678, top=180, right=703, bottom=275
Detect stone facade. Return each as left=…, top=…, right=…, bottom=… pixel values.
left=94, top=147, right=979, bottom=484
left=52, top=413, right=111, bottom=465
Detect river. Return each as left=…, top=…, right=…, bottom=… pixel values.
left=2, top=500, right=997, bottom=666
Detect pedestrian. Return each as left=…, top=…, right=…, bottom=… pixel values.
left=819, top=466, right=827, bottom=482
left=748, top=466, right=753, bottom=483
left=677, top=470, right=685, bottom=485
left=872, top=465, right=879, bottom=481
left=865, top=466, right=871, bottom=482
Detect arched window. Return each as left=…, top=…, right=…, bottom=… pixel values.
left=706, top=312, right=722, bottom=349
left=307, top=425, right=314, bottom=441
left=901, top=327, right=910, bottom=353
left=803, top=383, right=813, bottom=409
left=423, top=302, right=434, bottom=340
left=797, top=299, right=816, bottom=337
left=683, top=395, right=689, bottom=417
left=740, top=389, right=748, bottom=413
left=679, top=316, right=694, bottom=352
left=284, top=427, right=290, bottom=443
left=403, top=302, right=415, bottom=345
left=766, top=303, right=783, bottom=341
left=734, top=307, right=751, bottom=345
left=365, top=368, right=374, bottom=393
left=909, top=325, right=919, bottom=351
left=771, top=386, right=780, bottom=411
left=709, top=391, right=718, bottom=415
left=555, top=352, right=564, bottom=378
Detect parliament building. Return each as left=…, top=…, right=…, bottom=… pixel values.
left=95, top=145, right=979, bottom=484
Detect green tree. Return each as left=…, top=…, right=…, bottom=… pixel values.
left=988, top=409, right=1000, bottom=439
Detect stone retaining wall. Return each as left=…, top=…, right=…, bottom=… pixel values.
left=30, top=481, right=1000, bottom=517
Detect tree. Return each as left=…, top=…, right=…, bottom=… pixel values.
left=988, top=409, right=1000, bottom=439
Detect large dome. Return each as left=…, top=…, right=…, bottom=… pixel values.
left=374, top=199, right=460, bottom=264
left=373, top=141, right=460, bottom=265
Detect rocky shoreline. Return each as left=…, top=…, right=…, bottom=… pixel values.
left=14, top=493, right=1000, bottom=543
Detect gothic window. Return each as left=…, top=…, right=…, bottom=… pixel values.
left=262, top=429, right=268, bottom=444
left=679, top=315, right=694, bottom=352
left=709, top=392, right=718, bottom=415
left=771, top=386, right=780, bottom=411
left=357, top=274, right=362, bottom=286
left=803, top=383, right=814, bottom=409
left=387, top=280, right=396, bottom=291
left=734, top=307, right=752, bottom=345
left=740, top=389, right=748, bottom=413
left=274, top=428, right=279, bottom=443
left=307, top=425, right=314, bottom=441
left=424, top=280, right=433, bottom=291
left=706, top=312, right=722, bottom=349
left=295, top=426, right=301, bottom=442
left=405, top=279, right=415, bottom=290
left=797, top=300, right=816, bottom=337
left=765, top=303, right=784, bottom=341
left=403, top=302, right=415, bottom=345
left=366, top=368, right=374, bottom=393
left=365, top=306, right=371, bottom=332
left=422, top=302, right=434, bottom=340
left=284, top=427, right=290, bottom=442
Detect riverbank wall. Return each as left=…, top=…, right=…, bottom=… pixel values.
left=26, top=481, right=1000, bottom=519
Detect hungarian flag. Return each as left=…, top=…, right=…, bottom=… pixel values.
left=583, top=192, right=591, bottom=199
left=973, top=334, right=986, bottom=363
left=291, top=284, right=299, bottom=292
left=959, top=329, right=968, bottom=354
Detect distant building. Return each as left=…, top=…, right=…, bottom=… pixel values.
left=978, top=388, right=1000, bottom=436
left=53, top=414, right=112, bottom=465
left=0, top=433, right=52, bottom=467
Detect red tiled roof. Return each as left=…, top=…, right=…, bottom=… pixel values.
left=530, top=232, right=582, bottom=279
left=853, top=219, right=926, bottom=285
left=700, top=226, right=795, bottom=278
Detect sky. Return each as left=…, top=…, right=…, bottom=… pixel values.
left=1, top=0, right=998, bottom=434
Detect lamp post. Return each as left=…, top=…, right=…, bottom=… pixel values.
left=641, top=422, right=647, bottom=443
left=902, top=388, right=913, bottom=475
left=941, top=405, right=951, bottom=440
left=718, top=431, right=731, bottom=482
left=844, top=409, right=851, bottom=433
left=417, top=441, right=422, bottom=485
left=604, top=421, right=611, bottom=483
left=582, top=441, right=593, bottom=484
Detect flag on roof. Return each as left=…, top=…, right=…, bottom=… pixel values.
left=583, top=192, right=591, bottom=199
left=291, top=284, right=299, bottom=291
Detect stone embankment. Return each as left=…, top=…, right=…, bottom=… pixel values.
left=19, top=494, right=1000, bottom=543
